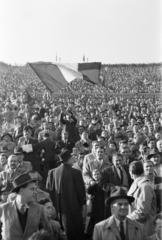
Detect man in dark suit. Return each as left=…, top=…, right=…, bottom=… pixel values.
left=46, top=149, right=86, bottom=240
left=32, top=132, right=57, bottom=178
left=55, top=131, right=74, bottom=154
left=100, top=153, right=132, bottom=219
left=18, top=126, right=41, bottom=174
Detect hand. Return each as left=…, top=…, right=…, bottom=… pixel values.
left=90, top=180, right=96, bottom=186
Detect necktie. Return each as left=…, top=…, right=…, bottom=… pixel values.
left=19, top=205, right=26, bottom=214
left=120, top=221, right=125, bottom=240
left=119, top=167, right=123, bottom=184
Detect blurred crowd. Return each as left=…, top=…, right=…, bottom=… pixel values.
left=0, top=61, right=162, bottom=240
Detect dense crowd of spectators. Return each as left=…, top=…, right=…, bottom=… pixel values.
left=0, top=61, right=162, bottom=239
left=0, top=62, right=161, bottom=97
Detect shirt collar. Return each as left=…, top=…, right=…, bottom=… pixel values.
left=114, top=217, right=127, bottom=227
left=16, top=199, right=29, bottom=211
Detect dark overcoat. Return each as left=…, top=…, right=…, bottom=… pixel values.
left=46, top=163, right=86, bottom=240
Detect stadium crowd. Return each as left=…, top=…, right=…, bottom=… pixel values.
left=0, top=61, right=162, bottom=240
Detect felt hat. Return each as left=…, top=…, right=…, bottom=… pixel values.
left=0, top=181, right=13, bottom=194
left=105, top=186, right=134, bottom=206
left=14, top=147, right=24, bottom=155
left=0, top=146, right=10, bottom=153
left=148, top=149, right=161, bottom=160
left=1, top=133, right=13, bottom=141
left=58, top=149, right=72, bottom=163
left=10, top=171, right=39, bottom=193
left=23, top=125, right=33, bottom=132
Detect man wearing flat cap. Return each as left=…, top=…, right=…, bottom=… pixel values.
left=93, top=187, right=147, bottom=240
left=0, top=171, right=53, bottom=240
left=46, top=148, right=86, bottom=240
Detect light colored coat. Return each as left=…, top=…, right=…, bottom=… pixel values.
left=0, top=200, right=52, bottom=240
left=127, top=175, right=157, bottom=236
left=93, top=215, right=147, bottom=240
left=0, top=167, right=26, bottom=187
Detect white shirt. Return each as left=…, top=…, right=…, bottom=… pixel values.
left=114, top=217, right=127, bottom=235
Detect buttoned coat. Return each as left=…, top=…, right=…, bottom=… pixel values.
left=127, top=176, right=157, bottom=236
left=0, top=200, right=52, bottom=240
left=46, top=163, right=86, bottom=240
left=93, top=216, right=147, bottom=240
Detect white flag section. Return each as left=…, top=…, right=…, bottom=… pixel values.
left=55, top=63, right=83, bottom=83
left=28, top=62, right=101, bottom=92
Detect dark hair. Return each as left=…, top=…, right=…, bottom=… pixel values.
left=43, top=132, right=49, bottom=138
left=129, top=161, right=144, bottom=176
left=112, top=153, right=123, bottom=161
left=38, top=198, right=52, bottom=206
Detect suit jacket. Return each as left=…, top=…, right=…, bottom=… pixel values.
left=100, top=165, right=132, bottom=193
left=55, top=140, right=74, bottom=154
left=0, top=200, right=52, bottom=240
left=0, top=167, right=26, bottom=187
left=18, top=137, right=39, bottom=162
left=83, top=158, right=111, bottom=185
left=93, top=215, right=147, bottom=240
left=13, top=123, right=24, bottom=141
left=32, top=138, right=56, bottom=162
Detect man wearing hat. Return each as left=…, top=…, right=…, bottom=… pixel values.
left=14, top=147, right=32, bottom=171
left=93, top=187, right=146, bottom=240
left=0, top=171, right=53, bottom=240
left=148, top=149, right=162, bottom=177
left=46, top=148, right=86, bottom=240
left=0, top=155, right=26, bottom=187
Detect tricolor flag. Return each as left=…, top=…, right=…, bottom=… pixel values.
left=28, top=62, right=101, bottom=93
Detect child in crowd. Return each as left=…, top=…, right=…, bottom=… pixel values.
left=67, top=147, right=79, bottom=166
left=85, top=168, right=105, bottom=237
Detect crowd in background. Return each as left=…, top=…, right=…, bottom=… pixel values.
left=0, top=61, right=162, bottom=239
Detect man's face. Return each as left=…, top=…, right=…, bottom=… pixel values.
left=62, top=132, right=68, bottom=140
left=101, top=131, right=108, bottom=138
left=120, top=148, right=130, bottom=159
left=43, top=122, right=49, bottom=130
left=150, top=154, right=161, bottom=165
left=23, top=131, right=31, bottom=139
left=143, top=126, right=149, bottom=135
left=48, top=123, right=53, bottom=130
left=0, top=155, right=7, bottom=165
left=111, top=198, right=129, bottom=220
left=148, top=140, right=155, bottom=149
left=21, top=182, right=37, bottom=203
left=92, top=143, right=100, bottom=152
left=8, top=156, right=19, bottom=169
left=143, top=161, right=154, bottom=175
left=157, top=142, right=162, bottom=152
left=113, top=155, right=123, bottom=168
left=78, top=127, right=84, bottom=135
left=95, top=148, right=104, bottom=160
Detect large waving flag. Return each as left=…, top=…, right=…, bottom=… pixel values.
left=28, top=62, right=101, bottom=93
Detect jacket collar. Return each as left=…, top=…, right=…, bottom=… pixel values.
left=104, top=216, right=137, bottom=240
